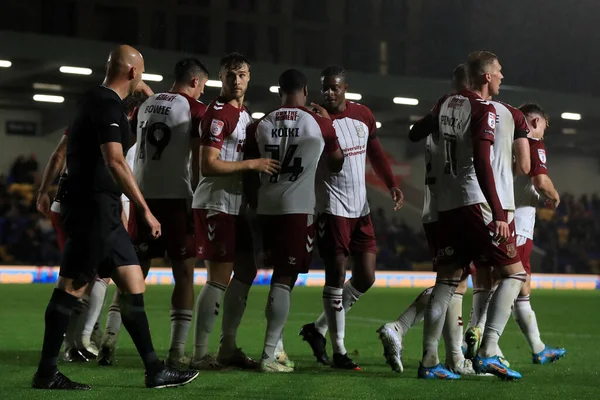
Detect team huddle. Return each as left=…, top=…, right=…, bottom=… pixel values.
left=374, top=51, right=564, bottom=380
left=31, top=46, right=564, bottom=390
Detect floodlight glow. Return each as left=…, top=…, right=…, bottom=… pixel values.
left=142, top=73, right=163, bottom=82
left=393, top=97, right=419, bottom=106
left=33, top=94, right=65, bottom=103
left=59, top=66, right=92, bottom=75
left=206, top=80, right=222, bottom=88
left=561, top=112, right=581, bottom=121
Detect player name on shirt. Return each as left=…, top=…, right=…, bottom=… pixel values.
left=133, top=91, right=205, bottom=199
left=271, top=127, right=300, bottom=137
left=246, top=106, right=338, bottom=215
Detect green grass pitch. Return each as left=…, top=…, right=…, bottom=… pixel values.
left=1, top=284, right=599, bottom=399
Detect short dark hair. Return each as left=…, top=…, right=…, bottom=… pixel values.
left=220, top=52, right=251, bottom=72
left=320, top=65, right=346, bottom=79
left=451, top=64, right=469, bottom=91
left=278, top=69, right=307, bottom=94
left=519, top=103, right=550, bottom=127
left=174, top=58, right=209, bottom=83
left=466, top=51, right=498, bottom=86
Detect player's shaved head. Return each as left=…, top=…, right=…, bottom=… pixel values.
left=106, top=45, right=144, bottom=79
left=104, top=44, right=145, bottom=98
left=279, top=69, right=307, bottom=94
left=451, top=64, right=469, bottom=91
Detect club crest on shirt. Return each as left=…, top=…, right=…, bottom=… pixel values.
left=537, top=149, right=546, bottom=164
left=355, top=122, right=366, bottom=138
left=506, top=243, right=517, bottom=258
left=487, top=112, right=496, bottom=129
left=210, top=119, right=224, bottom=138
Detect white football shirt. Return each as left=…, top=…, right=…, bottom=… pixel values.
left=246, top=106, right=339, bottom=215
left=133, top=92, right=205, bottom=199
left=488, top=101, right=530, bottom=211
left=422, top=134, right=441, bottom=224
left=434, top=91, right=497, bottom=211
left=316, top=101, right=375, bottom=218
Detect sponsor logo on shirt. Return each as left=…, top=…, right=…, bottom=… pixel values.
left=210, top=119, right=224, bottom=141
left=488, top=112, right=496, bottom=129
left=537, top=149, right=546, bottom=164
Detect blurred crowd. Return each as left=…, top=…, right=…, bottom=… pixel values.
left=1, top=154, right=599, bottom=275
left=0, top=154, right=61, bottom=265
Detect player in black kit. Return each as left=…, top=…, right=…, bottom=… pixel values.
left=32, top=45, right=199, bottom=390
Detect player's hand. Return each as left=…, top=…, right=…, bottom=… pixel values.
left=250, top=158, right=281, bottom=175
left=546, top=195, right=560, bottom=209
left=494, top=220, right=510, bottom=243
left=311, top=103, right=331, bottom=119
left=143, top=209, right=161, bottom=239
left=36, top=191, right=51, bottom=216
left=390, top=187, right=404, bottom=211
left=135, top=80, right=154, bottom=97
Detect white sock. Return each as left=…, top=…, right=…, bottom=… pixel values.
left=394, top=286, right=433, bottom=336
left=193, top=281, right=226, bottom=360
left=479, top=272, right=527, bottom=357
left=442, top=292, right=464, bottom=366
left=314, top=280, right=363, bottom=337
left=342, top=280, right=362, bottom=314
left=81, top=278, right=108, bottom=341
left=314, top=312, right=328, bottom=337
left=103, top=302, right=122, bottom=341
left=467, top=288, right=492, bottom=331
left=74, top=294, right=91, bottom=348
left=169, top=309, right=193, bottom=358
left=275, top=331, right=284, bottom=355
left=322, top=286, right=346, bottom=355
left=64, top=299, right=84, bottom=349
left=512, top=295, right=545, bottom=354
left=497, top=344, right=505, bottom=358
left=220, top=278, right=251, bottom=352
left=422, top=277, right=460, bottom=368
left=263, top=283, right=291, bottom=362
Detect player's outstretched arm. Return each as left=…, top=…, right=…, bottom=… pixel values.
left=200, top=146, right=280, bottom=177
left=37, top=133, right=68, bottom=216
left=513, top=137, right=531, bottom=176
left=101, top=142, right=161, bottom=238
left=409, top=114, right=437, bottom=142
left=533, top=174, right=560, bottom=209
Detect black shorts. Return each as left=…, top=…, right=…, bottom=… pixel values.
left=60, top=194, right=138, bottom=284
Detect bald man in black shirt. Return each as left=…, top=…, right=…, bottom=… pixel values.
left=32, top=45, right=199, bottom=390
